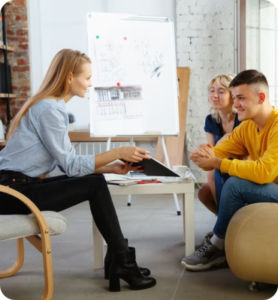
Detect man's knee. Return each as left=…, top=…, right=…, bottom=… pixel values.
left=221, top=176, right=246, bottom=195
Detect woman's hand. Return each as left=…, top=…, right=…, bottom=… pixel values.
left=117, top=146, right=150, bottom=163
left=108, top=161, right=144, bottom=175
left=95, top=146, right=150, bottom=170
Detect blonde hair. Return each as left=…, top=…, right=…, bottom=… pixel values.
left=7, top=49, right=91, bottom=139
left=208, top=73, right=237, bottom=123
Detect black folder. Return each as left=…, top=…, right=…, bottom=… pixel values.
left=121, top=157, right=180, bottom=177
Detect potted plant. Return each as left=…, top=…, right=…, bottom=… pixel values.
left=68, top=113, right=76, bottom=131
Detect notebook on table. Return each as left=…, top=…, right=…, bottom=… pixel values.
left=121, top=157, right=179, bottom=177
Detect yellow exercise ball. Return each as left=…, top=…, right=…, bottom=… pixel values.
left=225, top=203, right=278, bottom=285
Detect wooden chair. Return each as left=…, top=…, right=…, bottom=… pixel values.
left=0, top=185, right=67, bottom=300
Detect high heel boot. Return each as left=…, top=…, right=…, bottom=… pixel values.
left=109, top=247, right=156, bottom=291
left=104, top=239, right=150, bottom=279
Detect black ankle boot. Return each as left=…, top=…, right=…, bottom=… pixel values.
left=104, top=239, right=151, bottom=279
left=109, top=247, right=156, bottom=291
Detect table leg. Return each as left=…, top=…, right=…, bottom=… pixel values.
left=93, top=220, right=104, bottom=269
left=183, top=193, right=195, bottom=256
left=127, top=195, right=132, bottom=206
left=173, top=193, right=181, bottom=215
left=182, top=194, right=185, bottom=243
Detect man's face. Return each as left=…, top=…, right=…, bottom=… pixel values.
left=231, top=84, right=261, bottom=121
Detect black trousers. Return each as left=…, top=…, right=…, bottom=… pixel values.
left=0, top=171, right=128, bottom=254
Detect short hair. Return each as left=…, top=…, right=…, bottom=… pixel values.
left=229, top=69, right=269, bottom=89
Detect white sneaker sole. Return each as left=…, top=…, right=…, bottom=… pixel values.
left=181, top=256, right=226, bottom=271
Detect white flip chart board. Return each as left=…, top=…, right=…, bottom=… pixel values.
left=87, top=13, right=179, bottom=137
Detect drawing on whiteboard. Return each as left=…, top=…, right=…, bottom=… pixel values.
left=95, top=43, right=129, bottom=83
left=93, top=85, right=144, bottom=120
left=151, top=64, right=164, bottom=78
left=134, top=37, right=164, bottom=78
left=95, top=85, right=142, bottom=101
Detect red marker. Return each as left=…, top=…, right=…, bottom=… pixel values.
left=117, top=82, right=121, bottom=86
left=138, top=181, right=162, bottom=184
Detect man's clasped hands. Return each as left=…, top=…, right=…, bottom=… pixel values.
left=190, top=144, right=222, bottom=170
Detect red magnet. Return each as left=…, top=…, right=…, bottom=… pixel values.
left=124, top=37, right=127, bottom=40
left=117, top=82, right=121, bottom=86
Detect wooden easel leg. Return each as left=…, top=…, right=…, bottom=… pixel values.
left=0, top=238, right=24, bottom=278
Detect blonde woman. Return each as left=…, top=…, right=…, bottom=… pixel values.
left=0, top=49, right=156, bottom=292
left=197, top=74, right=240, bottom=234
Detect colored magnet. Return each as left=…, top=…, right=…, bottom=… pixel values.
left=124, top=37, right=127, bottom=40
left=117, top=82, right=121, bottom=86
left=96, top=35, right=100, bottom=39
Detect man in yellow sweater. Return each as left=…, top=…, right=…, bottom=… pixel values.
left=182, top=69, right=278, bottom=271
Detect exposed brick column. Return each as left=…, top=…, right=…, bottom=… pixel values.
left=176, top=0, right=235, bottom=182
left=0, top=0, right=30, bottom=122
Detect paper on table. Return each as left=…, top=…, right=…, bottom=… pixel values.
left=104, top=174, right=132, bottom=181
left=104, top=173, right=157, bottom=181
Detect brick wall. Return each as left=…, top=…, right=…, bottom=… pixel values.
left=176, top=0, right=235, bottom=182
left=0, top=0, right=30, bottom=124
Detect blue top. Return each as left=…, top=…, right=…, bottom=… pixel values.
left=204, top=114, right=241, bottom=144
left=0, top=99, right=95, bottom=177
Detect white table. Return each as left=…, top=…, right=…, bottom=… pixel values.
left=92, top=181, right=195, bottom=269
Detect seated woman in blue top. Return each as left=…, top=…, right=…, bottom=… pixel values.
left=0, top=49, right=156, bottom=292
left=198, top=74, right=241, bottom=222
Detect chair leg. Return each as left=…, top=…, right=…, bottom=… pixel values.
left=248, top=281, right=260, bottom=292
left=0, top=238, right=24, bottom=278
left=40, top=232, right=54, bottom=300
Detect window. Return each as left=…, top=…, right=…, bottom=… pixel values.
left=243, top=0, right=278, bottom=106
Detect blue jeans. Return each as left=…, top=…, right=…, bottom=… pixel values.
left=213, top=176, right=278, bottom=239
left=214, top=169, right=230, bottom=212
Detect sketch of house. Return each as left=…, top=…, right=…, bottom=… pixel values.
left=94, top=85, right=142, bottom=102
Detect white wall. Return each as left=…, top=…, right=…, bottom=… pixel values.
left=177, top=0, right=235, bottom=182
left=28, top=0, right=175, bottom=130
left=106, top=0, right=175, bottom=17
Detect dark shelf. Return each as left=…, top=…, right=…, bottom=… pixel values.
left=1, top=5, right=12, bottom=125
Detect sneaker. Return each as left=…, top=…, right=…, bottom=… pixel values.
left=201, top=231, right=214, bottom=245
left=181, top=240, right=226, bottom=271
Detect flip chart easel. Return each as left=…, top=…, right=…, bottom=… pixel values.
left=87, top=14, right=190, bottom=215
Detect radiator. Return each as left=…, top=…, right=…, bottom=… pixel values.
left=72, top=142, right=135, bottom=156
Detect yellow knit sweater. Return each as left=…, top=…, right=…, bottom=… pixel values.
left=213, top=108, right=278, bottom=184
